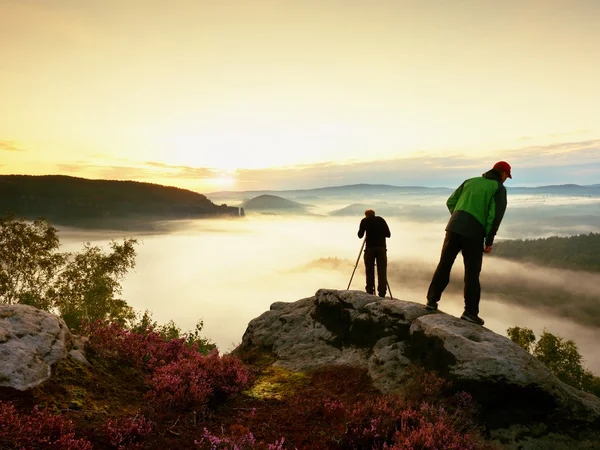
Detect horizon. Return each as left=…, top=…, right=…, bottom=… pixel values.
left=2, top=0, right=600, bottom=191
left=3, top=172, right=600, bottom=195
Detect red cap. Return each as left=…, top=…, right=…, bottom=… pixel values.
left=493, top=161, right=512, bottom=179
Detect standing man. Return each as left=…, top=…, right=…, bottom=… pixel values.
left=358, top=209, right=391, bottom=297
left=425, top=161, right=511, bottom=325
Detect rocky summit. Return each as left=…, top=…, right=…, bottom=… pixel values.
left=237, top=288, right=600, bottom=446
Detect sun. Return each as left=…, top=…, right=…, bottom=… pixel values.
left=206, top=174, right=236, bottom=188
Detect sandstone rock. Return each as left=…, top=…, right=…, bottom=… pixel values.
left=237, top=288, right=600, bottom=434
left=0, top=304, right=73, bottom=390
left=409, top=313, right=600, bottom=428
left=69, top=335, right=90, bottom=365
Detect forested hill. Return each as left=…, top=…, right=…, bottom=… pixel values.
left=0, top=175, right=240, bottom=226
left=494, top=233, right=600, bottom=272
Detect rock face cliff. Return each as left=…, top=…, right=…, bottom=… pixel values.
left=237, top=289, right=600, bottom=444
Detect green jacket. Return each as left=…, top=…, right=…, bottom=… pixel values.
left=445, top=169, right=507, bottom=245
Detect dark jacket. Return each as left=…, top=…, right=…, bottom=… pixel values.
left=445, top=169, right=507, bottom=246
left=358, top=216, right=391, bottom=248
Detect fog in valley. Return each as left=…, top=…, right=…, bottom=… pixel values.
left=57, top=188, right=600, bottom=373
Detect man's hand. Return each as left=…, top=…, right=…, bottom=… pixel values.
left=483, top=245, right=493, bottom=254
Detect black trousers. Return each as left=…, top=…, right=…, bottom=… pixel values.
left=427, top=231, right=483, bottom=315
left=364, top=246, right=387, bottom=296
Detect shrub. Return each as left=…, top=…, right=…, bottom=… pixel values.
left=147, top=350, right=250, bottom=412
left=130, top=310, right=216, bottom=354
left=383, top=402, right=487, bottom=450
left=197, top=366, right=491, bottom=450
left=507, top=326, right=600, bottom=397
left=195, top=425, right=286, bottom=450
left=86, top=320, right=250, bottom=414
left=0, top=401, right=92, bottom=449
left=101, top=414, right=153, bottom=449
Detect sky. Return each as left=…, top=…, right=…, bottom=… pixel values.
left=2, top=0, right=600, bottom=191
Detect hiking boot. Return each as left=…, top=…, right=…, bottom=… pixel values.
left=378, top=293, right=386, bottom=298
left=425, top=300, right=438, bottom=311
left=461, top=312, right=485, bottom=326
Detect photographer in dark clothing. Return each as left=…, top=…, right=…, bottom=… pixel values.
left=358, top=209, right=391, bottom=297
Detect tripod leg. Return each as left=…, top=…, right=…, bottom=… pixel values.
left=374, top=257, right=390, bottom=299
left=347, top=238, right=366, bottom=290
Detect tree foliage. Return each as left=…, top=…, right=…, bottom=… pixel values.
left=494, top=233, right=600, bottom=272
left=0, top=216, right=137, bottom=331
left=0, top=217, right=64, bottom=309
left=0, top=174, right=240, bottom=226
left=130, top=310, right=216, bottom=354
left=506, top=326, right=536, bottom=353
left=507, top=326, right=600, bottom=397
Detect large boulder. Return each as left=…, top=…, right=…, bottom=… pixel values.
left=0, top=304, right=74, bottom=390
left=237, top=289, right=600, bottom=436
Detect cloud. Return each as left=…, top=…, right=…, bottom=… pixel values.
left=0, top=141, right=26, bottom=152
left=57, top=163, right=154, bottom=181
left=229, top=139, right=600, bottom=190
left=55, top=138, right=600, bottom=191
left=144, top=161, right=217, bottom=179
left=57, top=161, right=221, bottom=183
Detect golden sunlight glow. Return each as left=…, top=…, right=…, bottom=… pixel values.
left=205, top=174, right=236, bottom=188
left=1, top=0, right=599, bottom=189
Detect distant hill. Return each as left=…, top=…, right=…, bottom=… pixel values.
left=328, top=203, right=371, bottom=216
left=327, top=203, right=449, bottom=221
left=208, top=183, right=453, bottom=200
left=328, top=203, right=406, bottom=217
left=0, top=175, right=240, bottom=228
left=241, top=194, right=312, bottom=211
left=209, top=183, right=600, bottom=200
left=494, top=233, right=600, bottom=272
left=508, top=184, right=600, bottom=196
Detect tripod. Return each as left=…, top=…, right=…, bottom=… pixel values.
left=347, top=239, right=393, bottom=299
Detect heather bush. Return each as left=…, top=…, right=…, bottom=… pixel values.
left=337, top=396, right=489, bottom=449
left=0, top=401, right=92, bottom=450
left=101, top=414, right=153, bottom=449
left=130, top=309, right=216, bottom=354
left=400, top=364, right=452, bottom=404
left=383, top=402, right=489, bottom=450
left=340, top=396, right=410, bottom=448
left=331, top=368, right=489, bottom=449
left=196, top=425, right=286, bottom=450
left=196, top=366, right=491, bottom=450
left=85, top=320, right=166, bottom=370
left=86, top=320, right=194, bottom=371
left=147, top=349, right=250, bottom=412
left=198, top=351, right=252, bottom=401
left=86, top=320, right=250, bottom=414
left=148, top=352, right=214, bottom=411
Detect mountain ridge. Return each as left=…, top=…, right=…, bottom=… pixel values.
left=208, top=182, right=600, bottom=198
left=0, top=174, right=241, bottom=228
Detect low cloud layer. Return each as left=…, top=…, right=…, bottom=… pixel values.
left=56, top=195, right=600, bottom=373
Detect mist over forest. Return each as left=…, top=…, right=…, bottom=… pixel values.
left=56, top=185, right=600, bottom=373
